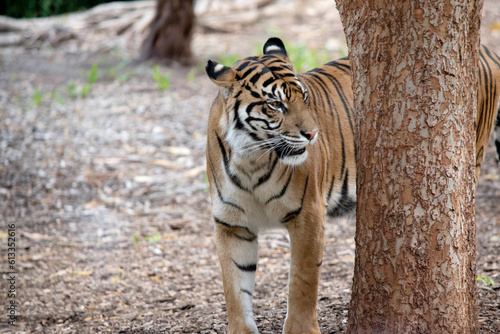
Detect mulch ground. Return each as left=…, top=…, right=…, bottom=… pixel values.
left=0, top=0, right=499, bottom=333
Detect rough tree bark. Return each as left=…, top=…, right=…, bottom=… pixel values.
left=335, top=0, right=482, bottom=332
left=139, top=0, right=194, bottom=63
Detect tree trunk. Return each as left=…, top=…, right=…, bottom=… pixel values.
left=335, top=0, right=482, bottom=332
left=139, top=0, right=194, bottom=64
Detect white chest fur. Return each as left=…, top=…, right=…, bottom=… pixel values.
left=211, top=151, right=306, bottom=233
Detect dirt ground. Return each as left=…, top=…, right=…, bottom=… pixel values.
left=0, top=0, right=499, bottom=333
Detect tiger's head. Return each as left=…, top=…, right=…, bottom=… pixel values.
left=206, top=37, right=319, bottom=166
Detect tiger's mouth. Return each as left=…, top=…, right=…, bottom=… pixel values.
left=275, top=146, right=306, bottom=158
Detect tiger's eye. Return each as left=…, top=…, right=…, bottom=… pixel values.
left=268, top=100, right=285, bottom=111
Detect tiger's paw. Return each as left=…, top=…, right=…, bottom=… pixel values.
left=228, top=325, right=258, bottom=334
left=228, top=320, right=258, bottom=334
left=283, top=318, right=320, bottom=334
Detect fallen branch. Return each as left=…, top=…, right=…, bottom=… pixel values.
left=0, top=0, right=283, bottom=49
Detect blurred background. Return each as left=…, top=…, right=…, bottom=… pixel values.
left=0, top=0, right=499, bottom=332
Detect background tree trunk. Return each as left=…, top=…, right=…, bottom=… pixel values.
left=335, top=0, right=482, bottom=332
left=139, top=0, right=194, bottom=64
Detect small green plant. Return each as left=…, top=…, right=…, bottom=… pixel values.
left=51, top=91, right=65, bottom=104
left=132, top=233, right=140, bottom=246
left=188, top=61, right=206, bottom=84
left=145, top=232, right=162, bottom=243
left=153, top=65, right=170, bottom=90
left=81, top=83, right=91, bottom=98
left=81, top=63, right=99, bottom=97
left=67, top=81, right=79, bottom=99
left=217, top=54, right=241, bottom=67
left=117, top=71, right=135, bottom=83
left=287, top=42, right=330, bottom=73
left=33, top=87, right=43, bottom=106
left=187, top=68, right=197, bottom=83
left=88, top=63, right=99, bottom=85
left=65, top=63, right=99, bottom=99
left=108, top=59, right=132, bottom=80
left=477, top=275, right=495, bottom=286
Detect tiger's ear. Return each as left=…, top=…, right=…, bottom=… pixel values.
left=263, top=37, right=289, bottom=61
left=206, top=60, right=238, bottom=87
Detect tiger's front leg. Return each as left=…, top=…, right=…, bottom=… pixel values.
left=214, top=220, right=259, bottom=334
left=283, top=210, right=326, bottom=334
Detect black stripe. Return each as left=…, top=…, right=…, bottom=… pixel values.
left=235, top=61, right=250, bottom=72
left=250, top=90, right=260, bottom=98
left=327, top=170, right=356, bottom=217
left=265, top=169, right=294, bottom=204
left=249, top=72, right=261, bottom=84
left=324, top=60, right=351, bottom=74
left=216, top=133, right=250, bottom=192
left=278, top=72, right=296, bottom=78
left=241, top=66, right=258, bottom=79
left=214, top=217, right=257, bottom=242
left=234, top=99, right=245, bottom=130
left=233, top=260, right=257, bottom=272
left=262, top=77, right=275, bottom=87
left=246, top=117, right=271, bottom=132
left=269, top=66, right=288, bottom=72
left=483, top=45, right=500, bottom=69
left=246, top=101, right=266, bottom=116
left=301, top=72, right=335, bottom=116
left=253, top=156, right=279, bottom=189
left=281, top=176, right=309, bottom=223
left=241, top=289, right=253, bottom=297
left=312, top=68, right=354, bottom=133
left=301, top=76, right=326, bottom=112
left=476, top=144, right=484, bottom=167
left=210, top=165, right=245, bottom=213
left=326, top=175, right=335, bottom=203
left=266, top=58, right=284, bottom=65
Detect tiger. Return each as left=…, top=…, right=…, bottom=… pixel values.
left=205, top=37, right=500, bottom=334
left=477, top=46, right=500, bottom=170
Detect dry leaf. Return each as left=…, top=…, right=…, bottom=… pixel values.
left=166, top=146, right=191, bottom=155
left=21, top=231, right=51, bottom=241
left=71, top=271, right=93, bottom=276
left=483, top=174, right=500, bottom=181
left=84, top=200, right=101, bottom=209
left=490, top=22, right=500, bottom=31
left=151, top=159, right=181, bottom=169
left=184, top=165, right=206, bottom=177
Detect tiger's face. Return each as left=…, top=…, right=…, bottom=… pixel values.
left=206, top=42, right=319, bottom=166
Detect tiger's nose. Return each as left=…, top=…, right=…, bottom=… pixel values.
left=302, top=129, right=319, bottom=141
